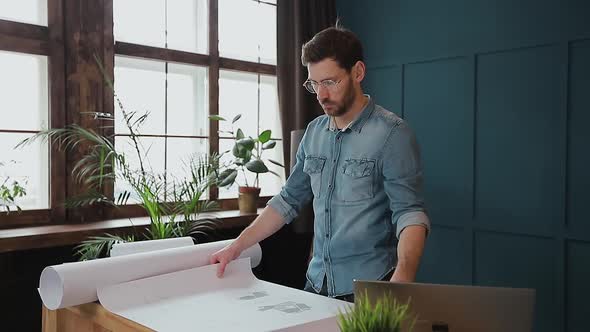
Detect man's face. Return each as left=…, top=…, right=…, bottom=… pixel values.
left=307, top=58, right=356, bottom=117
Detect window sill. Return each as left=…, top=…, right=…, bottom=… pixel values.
left=0, top=208, right=262, bottom=254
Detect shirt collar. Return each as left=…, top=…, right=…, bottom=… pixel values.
left=327, top=95, right=375, bottom=133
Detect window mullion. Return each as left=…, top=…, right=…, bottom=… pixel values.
left=47, top=0, right=66, bottom=223
left=208, top=0, right=219, bottom=201
left=62, top=0, right=114, bottom=223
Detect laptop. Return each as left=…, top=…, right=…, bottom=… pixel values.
left=353, top=280, right=536, bottom=332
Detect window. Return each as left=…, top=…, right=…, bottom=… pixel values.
left=0, top=1, right=48, bottom=26
left=218, top=0, right=276, bottom=64
left=218, top=71, right=283, bottom=198
left=113, top=57, right=209, bottom=203
left=0, top=0, right=62, bottom=227
left=0, top=51, right=49, bottom=210
left=0, top=0, right=281, bottom=226
left=114, top=0, right=208, bottom=54
left=113, top=0, right=282, bottom=204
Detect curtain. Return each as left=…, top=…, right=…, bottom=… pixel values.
left=277, top=0, right=337, bottom=174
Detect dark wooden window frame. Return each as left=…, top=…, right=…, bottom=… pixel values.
left=0, top=0, right=66, bottom=229
left=0, top=0, right=279, bottom=228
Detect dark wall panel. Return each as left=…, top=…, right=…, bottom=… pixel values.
left=337, top=0, right=401, bottom=67
left=397, top=0, right=565, bottom=61
left=339, top=0, right=590, bottom=65
left=475, top=46, right=564, bottom=236
left=475, top=232, right=559, bottom=332
left=567, top=40, right=590, bottom=236
left=416, top=226, right=472, bottom=285
left=364, top=66, right=402, bottom=116
left=566, top=241, right=590, bottom=331
left=337, top=1, right=589, bottom=330
left=404, top=57, right=473, bottom=227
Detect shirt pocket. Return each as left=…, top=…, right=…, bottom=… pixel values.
left=303, top=156, right=326, bottom=198
left=339, top=158, right=376, bottom=202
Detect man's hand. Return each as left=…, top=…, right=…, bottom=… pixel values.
left=209, top=241, right=242, bottom=278
left=208, top=205, right=286, bottom=278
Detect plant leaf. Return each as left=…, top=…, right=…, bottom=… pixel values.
left=262, top=141, right=276, bottom=150
left=242, top=149, right=252, bottom=163
left=258, top=130, right=271, bottom=143
left=336, top=290, right=415, bottom=332
left=218, top=168, right=236, bottom=180
left=218, top=170, right=238, bottom=187
left=232, top=114, right=242, bottom=124
left=245, top=159, right=269, bottom=173
left=268, top=158, right=284, bottom=168
left=73, top=233, right=131, bottom=261
left=268, top=170, right=282, bottom=178
left=237, top=138, right=255, bottom=151
left=232, top=144, right=246, bottom=158
left=236, top=128, right=245, bottom=139
left=208, top=115, right=226, bottom=121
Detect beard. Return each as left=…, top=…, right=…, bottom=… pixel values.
left=319, top=78, right=356, bottom=117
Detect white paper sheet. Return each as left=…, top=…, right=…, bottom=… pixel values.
left=98, top=258, right=350, bottom=332
left=110, top=237, right=194, bottom=257
left=39, top=239, right=261, bottom=310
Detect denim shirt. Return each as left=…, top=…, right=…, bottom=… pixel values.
left=267, top=96, right=430, bottom=297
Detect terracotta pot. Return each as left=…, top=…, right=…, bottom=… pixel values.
left=238, top=186, right=261, bottom=214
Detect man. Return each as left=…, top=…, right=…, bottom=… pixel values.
left=210, top=26, right=430, bottom=302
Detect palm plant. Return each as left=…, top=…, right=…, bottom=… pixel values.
left=72, top=153, right=221, bottom=260
left=18, top=56, right=222, bottom=260
left=338, top=290, right=416, bottom=332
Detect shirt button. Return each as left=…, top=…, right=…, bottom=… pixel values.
left=324, top=258, right=328, bottom=262
left=325, top=234, right=329, bottom=238
left=325, top=208, right=328, bottom=212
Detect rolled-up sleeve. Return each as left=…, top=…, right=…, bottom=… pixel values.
left=381, top=121, right=431, bottom=239
left=267, top=129, right=314, bottom=224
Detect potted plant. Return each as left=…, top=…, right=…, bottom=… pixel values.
left=210, top=114, right=283, bottom=214
left=0, top=161, right=27, bottom=214
left=338, top=290, right=417, bottom=332
left=17, top=57, right=222, bottom=260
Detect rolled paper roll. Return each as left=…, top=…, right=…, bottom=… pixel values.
left=39, top=239, right=262, bottom=310
left=110, top=236, right=195, bottom=257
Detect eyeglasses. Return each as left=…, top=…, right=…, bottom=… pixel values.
left=302, top=79, right=342, bottom=94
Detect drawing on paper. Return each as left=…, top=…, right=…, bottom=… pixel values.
left=258, top=301, right=311, bottom=314
left=239, top=291, right=269, bottom=300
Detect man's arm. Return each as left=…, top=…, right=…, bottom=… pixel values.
left=381, top=120, right=431, bottom=283
left=210, top=127, right=315, bottom=277
left=390, top=225, right=427, bottom=282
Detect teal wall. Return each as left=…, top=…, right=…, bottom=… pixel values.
left=336, top=1, right=590, bottom=331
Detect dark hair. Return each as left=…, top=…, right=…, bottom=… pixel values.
left=301, top=24, right=364, bottom=71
